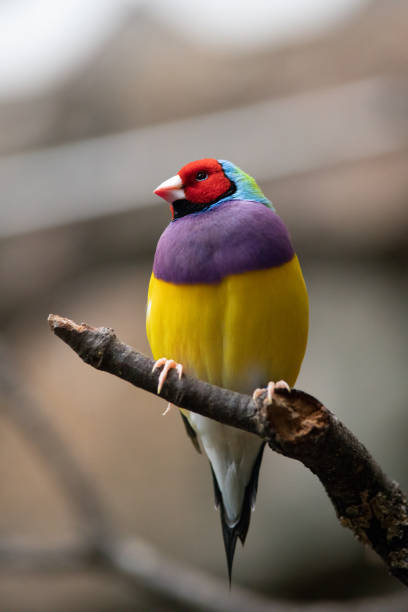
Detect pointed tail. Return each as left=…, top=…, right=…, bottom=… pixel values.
left=210, top=443, right=265, bottom=583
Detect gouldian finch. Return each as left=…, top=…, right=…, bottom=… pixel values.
left=147, top=158, right=308, bottom=578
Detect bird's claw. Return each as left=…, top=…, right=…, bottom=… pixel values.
left=252, top=380, right=291, bottom=406
left=152, top=358, right=184, bottom=394
left=162, top=402, right=172, bottom=416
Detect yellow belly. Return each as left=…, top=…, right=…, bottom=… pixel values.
left=146, top=255, right=308, bottom=393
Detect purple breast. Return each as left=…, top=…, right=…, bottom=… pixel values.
left=153, top=200, right=295, bottom=284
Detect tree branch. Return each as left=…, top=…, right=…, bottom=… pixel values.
left=0, top=338, right=282, bottom=611
left=48, top=314, right=408, bottom=588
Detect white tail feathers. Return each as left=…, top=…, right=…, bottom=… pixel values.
left=188, top=413, right=263, bottom=525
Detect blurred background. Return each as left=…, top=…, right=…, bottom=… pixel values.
left=1, top=0, right=407, bottom=609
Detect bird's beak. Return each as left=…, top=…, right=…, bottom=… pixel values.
left=154, top=174, right=185, bottom=203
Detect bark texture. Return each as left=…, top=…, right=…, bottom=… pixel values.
left=48, top=314, right=408, bottom=588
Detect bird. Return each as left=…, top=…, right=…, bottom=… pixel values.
left=146, top=158, right=308, bottom=580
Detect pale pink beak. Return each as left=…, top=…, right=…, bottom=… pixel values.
left=154, top=174, right=185, bottom=203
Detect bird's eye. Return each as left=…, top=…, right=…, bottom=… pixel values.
left=195, top=171, right=208, bottom=181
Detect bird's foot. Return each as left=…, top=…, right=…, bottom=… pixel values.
left=152, top=358, right=184, bottom=394
left=252, top=380, right=291, bottom=406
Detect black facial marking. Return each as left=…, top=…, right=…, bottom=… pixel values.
left=172, top=181, right=236, bottom=220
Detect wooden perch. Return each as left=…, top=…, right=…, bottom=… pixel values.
left=48, top=314, right=408, bottom=588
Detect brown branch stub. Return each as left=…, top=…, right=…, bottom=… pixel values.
left=257, top=388, right=329, bottom=445
left=48, top=315, right=116, bottom=369
left=48, top=314, right=408, bottom=588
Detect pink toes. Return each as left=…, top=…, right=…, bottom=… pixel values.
left=252, top=380, right=291, bottom=405
left=162, top=402, right=172, bottom=416
left=252, top=387, right=264, bottom=402
left=152, top=358, right=184, bottom=394
left=267, top=380, right=290, bottom=403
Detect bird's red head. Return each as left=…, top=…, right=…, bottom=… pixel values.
left=154, top=158, right=234, bottom=219
left=178, top=159, right=231, bottom=204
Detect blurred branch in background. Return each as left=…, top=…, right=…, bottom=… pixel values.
left=0, top=77, right=407, bottom=239
left=48, top=314, right=408, bottom=591
left=1, top=0, right=408, bottom=608
left=0, top=537, right=278, bottom=612
left=0, top=335, right=277, bottom=611
left=3, top=329, right=403, bottom=612
left=0, top=338, right=112, bottom=542
left=1, top=313, right=408, bottom=610
left=1, top=538, right=408, bottom=612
